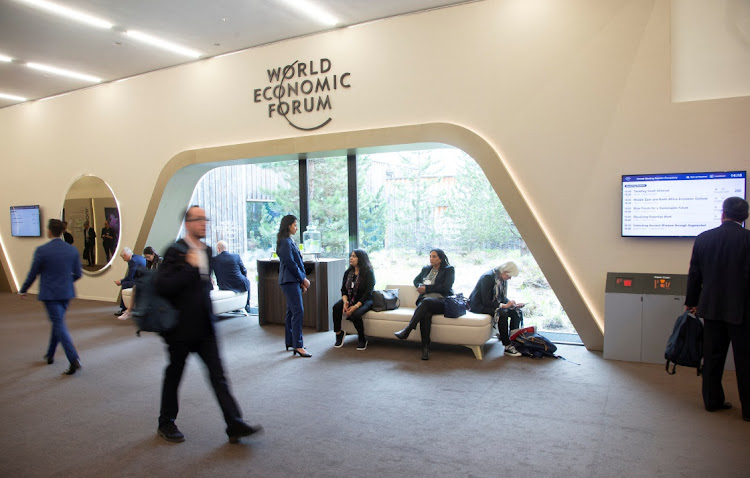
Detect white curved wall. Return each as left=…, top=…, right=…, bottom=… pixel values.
left=1, top=0, right=749, bottom=350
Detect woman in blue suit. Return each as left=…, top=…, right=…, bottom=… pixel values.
left=276, top=215, right=312, bottom=357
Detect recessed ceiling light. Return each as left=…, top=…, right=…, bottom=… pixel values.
left=27, top=62, right=102, bottom=83
left=15, top=0, right=113, bottom=29
left=124, top=30, right=202, bottom=58
left=278, top=0, right=339, bottom=26
left=0, top=92, right=28, bottom=102
left=0, top=55, right=13, bottom=62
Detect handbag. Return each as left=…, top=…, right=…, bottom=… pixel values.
left=444, top=293, right=468, bottom=318
left=372, top=289, right=400, bottom=312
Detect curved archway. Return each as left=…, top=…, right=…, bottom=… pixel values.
left=136, top=123, right=602, bottom=350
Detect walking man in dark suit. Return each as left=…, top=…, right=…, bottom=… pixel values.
left=212, top=240, right=252, bottom=313
left=19, top=219, right=83, bottom=375
left=685, top=197, right=750, bottom=422
left=82, top=221, right=96, bottom=266
left=154, top=206, right=262, bottom=443
left=62, top=221, right=74, bottom=245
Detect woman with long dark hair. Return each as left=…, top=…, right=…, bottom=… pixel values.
left=332, top=249, right=376, bottom=350
left=276, top=214, right=311, bottom=357
left=394, top=248, right=455, bottom=360
left=143, top=246, right=162, bottom=270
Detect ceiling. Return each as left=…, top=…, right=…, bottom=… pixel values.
left=0, top=0, right=473, bottom=109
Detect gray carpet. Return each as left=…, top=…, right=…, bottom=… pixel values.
left=0, top=292, right=748, bottom=478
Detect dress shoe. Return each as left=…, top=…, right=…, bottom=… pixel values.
left=421, top=345, right=430, bottom=360
left=227, top=422, right=264, bottom=443
left=707, top=402, right=732, bottom=411
left=62, top=359, right=82, bottom=375
left=293, top=348, right=312, bottom=357
left=157, top=422, right=185, bottom=443
left=394, top=327, right=411, bottom=340
left=43, top=354, right=54, bottom=365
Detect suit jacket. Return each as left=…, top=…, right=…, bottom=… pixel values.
left=83, top=227, right=96, bottom=245
left=339, top=268, right=376, bottom=304
left=121, top=254, right=147, bottom=289
left=413, top=264, right=455, bottom=303
left=155, top=239, right=215, bottom=341
left=212, top=250, right=250, bottom=292
left=277, top=236, right=306, bottom=285
left=20, top=237, right=82, bottom=301
left=469, top=269, right=506, bottom=314
left=101, top=227, right=116, bottom=247
left=686, top=221, right=750, bottom=325
left=63, top=232, right=74, bottom=245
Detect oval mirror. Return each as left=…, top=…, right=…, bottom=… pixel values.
left=62, top=176, right=120, bottom=274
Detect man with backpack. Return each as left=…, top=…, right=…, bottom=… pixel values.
left=154, top=205, right=262, bottom=443
left=685, top=197, right=750, bottom=422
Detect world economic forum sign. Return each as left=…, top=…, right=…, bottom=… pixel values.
left=254, top=58, right=351, bottom=131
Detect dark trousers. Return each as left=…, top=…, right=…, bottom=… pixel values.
left=702, top=318, right=750, bottom=419
left=43, top=299, right=78, bottom=364
left=281, top=282, right=304, bottom=348
left=332, top=299, right=372, bottom=340
left=104, top=243, right=113, bottom=262
left=83, top=242, right=94, bottom=266
left=404, top=297, right=445, bottom=346
left=159, top=335, right=245, bottom=433
left=495, top=308, right=523, bottom=346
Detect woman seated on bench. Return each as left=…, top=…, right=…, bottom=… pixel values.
left=468, top=261, right=525, bottom=357
left=394, top=248, right=455, bottom=360
left=332, top=249, right=375, bottom=351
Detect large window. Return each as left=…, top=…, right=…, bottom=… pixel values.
left=188, top=148, right=573, bottom=333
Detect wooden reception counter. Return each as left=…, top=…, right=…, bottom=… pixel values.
left=257, top=258, right=346, bottom=332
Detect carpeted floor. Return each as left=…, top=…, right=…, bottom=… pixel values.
left=0, top=292, right=747, bottom=478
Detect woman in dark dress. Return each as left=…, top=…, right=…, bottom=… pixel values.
left=332, top=249, right=376, bottom=350
left=394, top=248, right=454, bottom=360
left=276, top=215, right=311, bottom=357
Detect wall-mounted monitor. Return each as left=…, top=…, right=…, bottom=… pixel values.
left=10, top=205, right=42, bottom=237
left=622, top=171, right=746, bottom=237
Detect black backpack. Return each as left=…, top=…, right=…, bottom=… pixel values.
left=131, top=266, right=179, bottom=336
left=664, top=311, right=703, bottom=375
left=512, top=331, right=558, bottom=358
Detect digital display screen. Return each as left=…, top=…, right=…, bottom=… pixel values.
left=10, top=205, right=41, bottom=237
left=653, top=276, right=672, bottom=290
left=622, top=171, right=746, bottom=237
left=616, top=277, right=634, bottom=287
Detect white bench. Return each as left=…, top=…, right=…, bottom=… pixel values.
left=340, top=284, right=495, bottom=359
left=121, top=288, right=247, bottom=316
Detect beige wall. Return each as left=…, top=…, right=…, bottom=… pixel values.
left=1, top=0, right=749, bottom=350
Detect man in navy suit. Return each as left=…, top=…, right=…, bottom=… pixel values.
left=19, top=219, right=83, bottom=375
left=114, top=247, right=147, bottom=315
left=686, top=197, right=750, bottom=422
left=212, top=240, right=251, bottom=313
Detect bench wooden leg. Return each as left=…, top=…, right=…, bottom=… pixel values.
left=465, top=345, right=483, bottom=360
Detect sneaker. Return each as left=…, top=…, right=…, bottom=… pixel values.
left=334, top=330, right=346, bottom=348
left=504, top=344, right=522, bottom=357
left=157, top=422, right=185, bottom=443
left=356, top=339, right=368, bottom=351
left=114, top=309, right=125, bottom=317
left=227, top=422, right=264, bottom=443
left=118, top=310, right=132, bottom=320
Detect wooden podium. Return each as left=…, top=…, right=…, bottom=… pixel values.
left=257, top=258, right=346, bottom=331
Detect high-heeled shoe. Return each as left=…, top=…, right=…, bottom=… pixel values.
left=286, top=344, right=293, bottom=351
left=394, top=327, right=412, bottom=340
left=292, top=348, right=312, bottom=357
left=63, top=359, right=82, bottom=375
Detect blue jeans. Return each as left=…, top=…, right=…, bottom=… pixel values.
left=281, top=282, right=304, bottom=348
left=43, top=300, right=79, bottom=363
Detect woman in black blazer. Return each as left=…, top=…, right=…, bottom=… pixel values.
left=332, top=249, right=376, bottom=350
left=394, top=248, right=454, bottom=360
